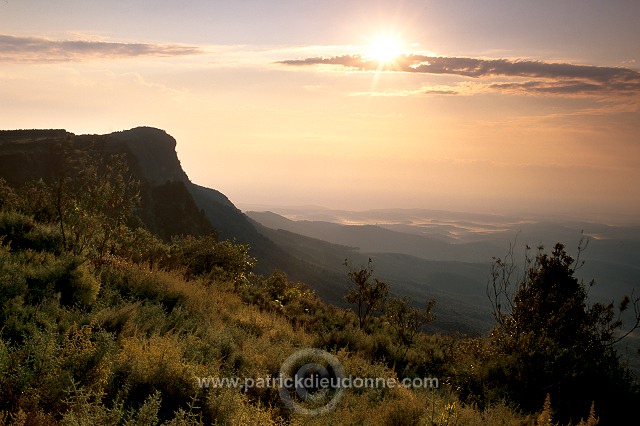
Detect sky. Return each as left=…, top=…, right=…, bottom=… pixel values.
left=1, top=0, right=639, bottom=223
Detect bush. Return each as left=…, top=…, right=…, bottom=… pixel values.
left=20, top=253, right=99, bottom=308
left=110, top=335, right=198, bottom=420
left=167, top=235, right=256, bottom=284
left=487, top=242, right=639, bottom=423
left=343, top=258, right=388, bottom=331
left=60, top=262, right=101, bottom=307
left=100, top=263, right=185, bottom=311
left=112, top=227, right=169, bottom=268
left=0, top=243, right=28, bottom=307
left=0, top=211, right=35, bottom=250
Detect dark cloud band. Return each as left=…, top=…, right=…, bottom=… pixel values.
left=279, top=54, right=640, bottom=96
left=0, top=35, right=203, bottom=62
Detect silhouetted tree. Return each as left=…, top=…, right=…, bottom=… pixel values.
left=487, top=240, right=640, bottom=424
left=344, top=258, right=388, bottom=331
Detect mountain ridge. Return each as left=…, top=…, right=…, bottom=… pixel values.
left=4, top=127, right=637, bottom=337
left=0, top=127, right=345, bottom=293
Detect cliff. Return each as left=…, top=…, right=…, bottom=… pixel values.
left=0, top=127, right=345, bottom=297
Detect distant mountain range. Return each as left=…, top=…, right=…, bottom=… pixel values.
left=246, top=208, right=640, bottom=334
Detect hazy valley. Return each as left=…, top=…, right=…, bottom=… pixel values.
left=244, top=207, right=640, bottom=334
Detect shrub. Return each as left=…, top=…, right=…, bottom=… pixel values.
left=487, top=242, right=639, bottom=423
left=100, top=263, right=185, bottom=311
left=0, top=243, right=28, bottom=308
left=343, top=258, right=388, bottom=331
left=110, top=335, right=198, bottom=421
left=112, top=227, right=170, bottom=268
left=0, top=178, right=18, bottom=211
left=167, top=235, right=256, bottom=284
left=386, top=296, right=435, bottom=356
left=0, top=211, right=35, bottom=250
left=20, top=253, right=99, bottom=308
left=59, top=262, right=101, bottom=307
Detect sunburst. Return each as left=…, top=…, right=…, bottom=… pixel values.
left=366, top=34, right=403, bottom=65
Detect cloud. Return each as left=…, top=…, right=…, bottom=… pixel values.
left=279, top=54, right=640, bottom=97
left=350, top=85, right=460, bottom=97
left=423, top=89, right=458, bottom=95
left=0, top=34, right=203, bottom=63
left=489, top=80, right=603, bottom=95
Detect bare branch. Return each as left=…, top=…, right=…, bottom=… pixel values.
left=608, top=289, right=640, bottom=346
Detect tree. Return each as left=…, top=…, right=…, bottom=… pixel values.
left=46, top=141, right=140, bottom=259
left=344, top=258, right=388, bottom=331
left=487, top=240, right=640, bottom=424
left=385, top=296, right=435, bottom=356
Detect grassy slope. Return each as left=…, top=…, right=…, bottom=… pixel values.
left=0, top=210, right=544, bottom=425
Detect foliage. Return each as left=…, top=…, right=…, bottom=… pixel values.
left=167, top=235, right=256, bottom=284
left=486, top=241, right=639, bottom=424
left=46, top=147, right=141, bottom=259
left=343, top=258, right=389, bottom=331
left=0, top=170, right=636, bottom=424
left=0, top=147, right=141, bottom=261
left=112, top=227, right=170, bottom=268
left=0, top=211, right=63, bottom=253
left=386, top=296, right=436, bottom=356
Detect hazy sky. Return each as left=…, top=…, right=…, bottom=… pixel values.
left=1, top=1, right=639, bottom=222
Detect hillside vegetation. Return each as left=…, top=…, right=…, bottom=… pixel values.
left=0, top=140, right=638, bottom=425
left=0, top=128, right=347, bottom=303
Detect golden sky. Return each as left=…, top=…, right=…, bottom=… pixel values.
left=1, top=1, right=639, bottom=222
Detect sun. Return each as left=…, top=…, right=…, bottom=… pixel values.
left=366, top=34, right=403, bottom=64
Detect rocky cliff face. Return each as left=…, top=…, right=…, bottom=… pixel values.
left=108, top=127, right=189, bottom=185
left=0, top=127, right=188, bottom=184
left=0, top=126, right=344, bottom=297
left=0, top=127, right=210, bottom=239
